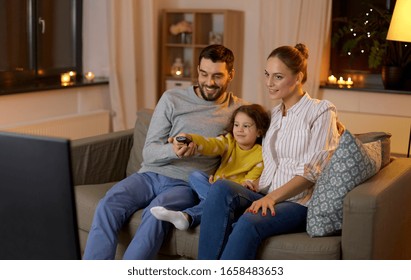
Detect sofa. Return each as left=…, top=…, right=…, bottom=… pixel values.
left=71, top=108, right=411, bottom=259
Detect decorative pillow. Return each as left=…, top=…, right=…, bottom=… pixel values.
left=306, top=129, right=381, bottom=237
left=355, top=131, right=391, bottom=168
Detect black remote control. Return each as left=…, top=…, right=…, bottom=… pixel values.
left=176, top=136, right=192, bottom=144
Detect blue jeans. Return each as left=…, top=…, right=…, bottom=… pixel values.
left=83, top=172, right=196, bottom=260
left=198, top=180, right=308, bottom=260
left=183, top=171, right=212, bottom=227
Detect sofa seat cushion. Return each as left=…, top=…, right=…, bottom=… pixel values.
left=258, top=232, right=341, bottom=259
left=75, top=182, right=117, bottom=231
left=158, top=228, right=342, bottom=260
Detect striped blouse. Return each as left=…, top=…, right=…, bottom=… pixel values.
left=258, top=93, right=340, bottom=205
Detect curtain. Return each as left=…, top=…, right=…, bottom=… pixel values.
left=107, top=0, right=133, bottom=130
left=248, top=0, right=331, bottom=107
left=106, top=0, right=158, bottom=131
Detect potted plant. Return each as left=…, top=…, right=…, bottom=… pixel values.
left=332, top=4, right=411, bottom=89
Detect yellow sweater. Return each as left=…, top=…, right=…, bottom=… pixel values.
left=191, top=133, right=264, bottom=185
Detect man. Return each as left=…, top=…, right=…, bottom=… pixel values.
left=83, top=44, right=245, bottom=259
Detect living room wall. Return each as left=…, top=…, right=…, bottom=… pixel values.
left=1, top=0, right=330, bottom=133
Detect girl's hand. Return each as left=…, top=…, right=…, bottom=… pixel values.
left=246, top=195, right=276, bottom=216
left=242, top=180, right=258, bottom=192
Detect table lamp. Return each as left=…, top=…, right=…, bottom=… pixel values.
left=386, top=0, right=411, bottom=43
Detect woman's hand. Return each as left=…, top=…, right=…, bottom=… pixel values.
left=246, top=195, right=276, bottom=216
left=168, top=133, right=196, bottom=158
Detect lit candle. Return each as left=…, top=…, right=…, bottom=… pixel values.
left=337, top=77, right=346, bottom=85
left=61, top=73, right=71, bottom=84
left=68, top=71, right=76, bottom=81
left=346, top=77, right=354, bottom=86
left=328, top=75, right=337, bottom=84
left=85, top=71, right=95, bottom=82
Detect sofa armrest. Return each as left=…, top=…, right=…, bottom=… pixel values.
left=70, top=129, right=134, bottom=186
left=342, top=158, right=411, bottom=259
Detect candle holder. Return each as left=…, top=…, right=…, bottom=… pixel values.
left=171, top=58, right=184, bottom=78
left=61, top=73, right=71, bottom=86
left=327, top=75, right=337, bottom=85
left=84, top=72, right=95, bottom=82
left=68, top=71, right=77, bottom=82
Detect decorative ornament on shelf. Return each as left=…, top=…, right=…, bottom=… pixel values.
left=209, top=31, right=223, bottom=44
left=169, top=20, right=193, bottom=44
left=171, top=58, right=184, bottom=78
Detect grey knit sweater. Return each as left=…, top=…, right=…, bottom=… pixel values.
left=139, top=86, right=245, bottom=181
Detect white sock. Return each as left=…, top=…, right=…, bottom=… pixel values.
left=150, top=206, right=189, bottom=230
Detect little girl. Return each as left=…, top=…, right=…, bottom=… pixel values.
left=151, top=104, right=270, bottom=230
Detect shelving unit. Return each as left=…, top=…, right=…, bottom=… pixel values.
left=159, top=9, right=244, bottom=98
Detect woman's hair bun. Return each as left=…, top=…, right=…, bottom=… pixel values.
left=294, top=43, right=309, bottom=59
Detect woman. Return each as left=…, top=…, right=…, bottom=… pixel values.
left=197, top=43, right=341, bottom=260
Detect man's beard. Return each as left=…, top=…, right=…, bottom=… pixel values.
left=198, top=83, right=226, bottom=101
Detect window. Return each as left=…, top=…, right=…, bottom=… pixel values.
left=0, top=0, right=82, bottom=88
left=330, top=0, right=394, bottom=82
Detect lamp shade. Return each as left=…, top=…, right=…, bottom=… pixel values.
left=386, top=0, right=411, bottom=42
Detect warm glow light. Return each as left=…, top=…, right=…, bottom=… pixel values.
left=328, top=75, right=337, bottom=84
left=85, top=71, right=95, bottom=82
left=387, top=0, right=411, bottom=43
left=61, top=73, right=70, bottom=84
left=346, top=77, right=354, bottom=86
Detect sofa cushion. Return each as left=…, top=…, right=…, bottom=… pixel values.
left=306, top=130, right=381, bottom=237
left=126, top=108, right=154, bottom=176
left=355, top=131, right=391, bottom=168
left=257, top=233, right=341, bottom=259
left=75, top=182, right=117, bottom=231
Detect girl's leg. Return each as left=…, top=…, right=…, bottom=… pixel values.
left=150, top=170, right=211, bottom=230
left=198, top=180, right=263, bottom=260
left=150, top=206, right=191, bottom=230
left=188, top=170, right=212, bottom=200
left=220, top=201, right=307, bottom=259
left=184, top=170, right=214, bottom=227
